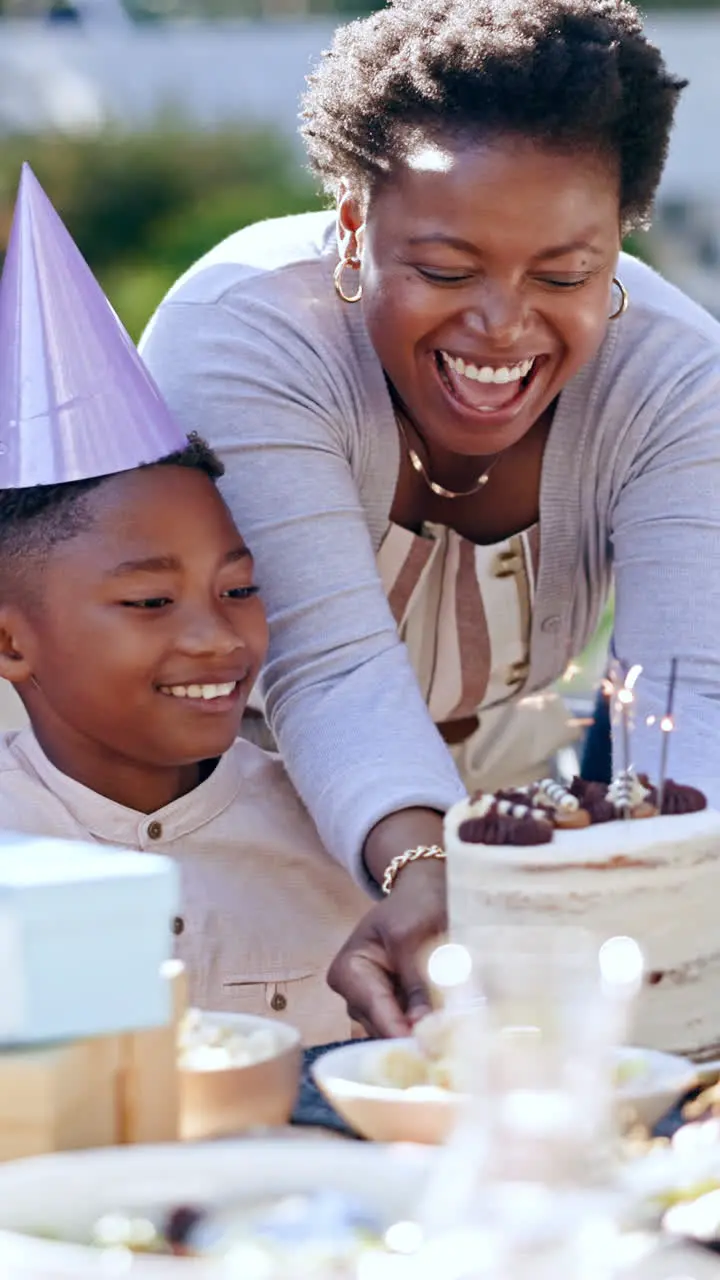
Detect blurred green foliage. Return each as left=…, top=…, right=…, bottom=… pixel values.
left=0, top=128, right=325, bottom=340
left=0, top=127, right=653, bottom=342
left=115, top=0, right=720, bottom=18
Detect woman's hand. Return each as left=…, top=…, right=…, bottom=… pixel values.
left=327, top=808, right=448, bottom=1037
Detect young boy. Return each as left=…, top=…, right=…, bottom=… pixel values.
left=0, top=166, right=368, bottom=1046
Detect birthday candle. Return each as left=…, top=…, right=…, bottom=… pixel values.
left=615, top=664, right=643, bottom=817
left=657, top=658, right=678, bottom=816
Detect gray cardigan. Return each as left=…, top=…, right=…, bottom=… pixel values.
left=140, top=211, right=720, bottom=882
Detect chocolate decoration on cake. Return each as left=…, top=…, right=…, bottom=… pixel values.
left=458, top=811, right=554, bottom=846
left=570, top=778, right=616, bottom=824
left=660, top=780, right=707, bottom=815
left=635, top=775, right=707, bottom=815
left=460, top=771, right=707, bottom=847
left=495, top=789, right=538, bottom=807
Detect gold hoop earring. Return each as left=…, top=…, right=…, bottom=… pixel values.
left=333, top=256, right=363, bottom=304
left=609, top=277, right=629, bottom=321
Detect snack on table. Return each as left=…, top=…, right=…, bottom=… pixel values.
left=35, top=1191, right=385, bottom=1273
left=623, top=1120, right=720, bottom=1215
left=369, top=1012, right=650, bottom=1095
left=367, top=1011, right=464, bottom=1093
left=444, top=774, right=720, bottom=1058
left=178, top=1008, right=283, bottom=1072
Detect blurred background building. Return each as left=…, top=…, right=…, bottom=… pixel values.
left=0, top=0, right=718, bottom=343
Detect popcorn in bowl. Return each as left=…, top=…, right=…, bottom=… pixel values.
left=176, top=1009, right=302, bottom=1140
left=368, top=1012, right=650, bottom=1094
left=366, top=1010, right=467, bottom=1093
left=178, top=1008, right=283, bottom=1072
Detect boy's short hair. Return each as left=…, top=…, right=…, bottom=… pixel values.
left=0, top=433, right=224, bottom=592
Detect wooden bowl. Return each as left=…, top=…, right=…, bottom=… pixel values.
left=178, top=1011, right=301, bottom=1141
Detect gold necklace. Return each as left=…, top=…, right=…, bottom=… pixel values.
left=396, top=413, right=502, bottom=501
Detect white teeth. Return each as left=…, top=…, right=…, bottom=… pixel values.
left=441, top=353, right=535, bottom=384
left=159, top=682, right=238, bottom=700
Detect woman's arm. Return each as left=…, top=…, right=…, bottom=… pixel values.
left=141, top=282, right=464, bottom=1033
left=329, top=807, right=448, bottom=1037
left=610, top=350, right=720, bottom=799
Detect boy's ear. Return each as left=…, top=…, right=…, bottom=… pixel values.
left=0, top=607, right=34, bottom=686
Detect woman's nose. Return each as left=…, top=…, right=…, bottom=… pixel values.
left=464, top=282, right=526, bottom=346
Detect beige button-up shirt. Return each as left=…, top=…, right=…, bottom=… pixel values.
left=0, top=728, right=369, bottom=1046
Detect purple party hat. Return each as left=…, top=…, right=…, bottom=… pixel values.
left=0, top=164, right=186, bottom=488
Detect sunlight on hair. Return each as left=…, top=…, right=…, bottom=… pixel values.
left=405, top=143, right=456, bottom=174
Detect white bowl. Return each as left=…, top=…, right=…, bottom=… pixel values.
left=615, top=1045, right=698, bottom=1130
left=313, top=1041, right=698, bottom=1144
left=178, top=1011, right=301, bottom=1140
left=0, top=1139, right=434, bottom=1277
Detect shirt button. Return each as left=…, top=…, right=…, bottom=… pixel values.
left=270, top=991, right=287, bottom=1012
left=172, top=916, right=185, bottom=937
left=147, top=820, right=163, bottom=840
left=540, top=615, right=562, bottom=634
left=493, top=552, right=521, bottom=578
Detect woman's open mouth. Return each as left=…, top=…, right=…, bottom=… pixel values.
left=434, top=349, right=546, bottom=422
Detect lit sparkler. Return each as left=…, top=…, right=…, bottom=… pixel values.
left=656, top=658, right=678, bottom=816
left=617, top=664, right=643, bottom=791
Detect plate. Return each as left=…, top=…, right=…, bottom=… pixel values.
left=312, top=1041, right=698, bottom=1144
left=0, top=1139, right=433, bottom=1277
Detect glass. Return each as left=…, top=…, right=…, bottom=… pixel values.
left=413, top=930, right=644, bottom=1280
left=461, top=929, right=641, bottom=1180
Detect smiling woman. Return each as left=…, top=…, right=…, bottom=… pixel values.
left=139, top=0, right=720, bottom=1040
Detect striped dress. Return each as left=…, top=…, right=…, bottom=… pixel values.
left=377, top=520, right=575, bottom=792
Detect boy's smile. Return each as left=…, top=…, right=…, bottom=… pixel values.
left=1, top=465, right=268, bottom=814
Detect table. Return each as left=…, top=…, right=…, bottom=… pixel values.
left=292, top=1043, right=361, bottom=1137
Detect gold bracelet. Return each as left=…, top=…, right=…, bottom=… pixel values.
left=381, top=845, right=446, bottom=896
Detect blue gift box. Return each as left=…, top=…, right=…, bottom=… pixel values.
left=0, top=834, right=179, bottom=1045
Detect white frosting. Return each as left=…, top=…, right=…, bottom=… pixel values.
left=606, top=770, right=650, bottom=812
left=461, top=793, right=547, bottom=824
left=536, top=779, right=580, bottom=812
left=445, top=799, right=720, bottom=1058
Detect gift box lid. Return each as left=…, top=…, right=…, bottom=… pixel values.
left=0, top=833, right=178, bottom=920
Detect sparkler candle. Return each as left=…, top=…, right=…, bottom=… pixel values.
left=657, top=658, right=679, bottom=816
left=615, top=664, right=643, bottom=817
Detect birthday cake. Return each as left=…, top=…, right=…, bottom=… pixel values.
left=444, top=774, right=720, bottom=1059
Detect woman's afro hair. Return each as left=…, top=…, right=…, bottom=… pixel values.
left=301, top=0, right=687, bottom=229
